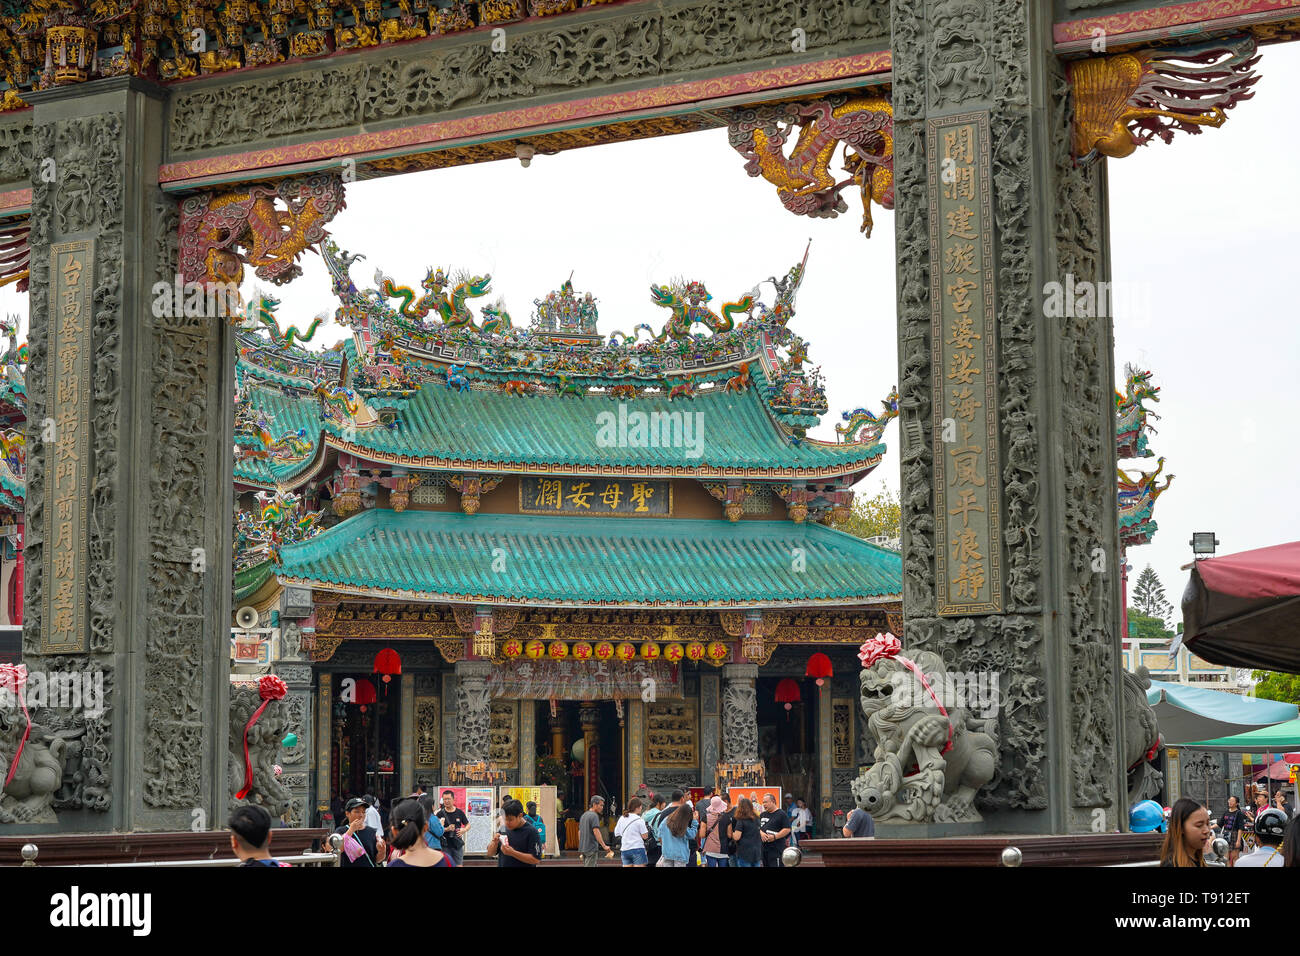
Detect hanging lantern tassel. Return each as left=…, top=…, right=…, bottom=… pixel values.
left=858, top=632, right=952, bottom=754
left=805, top=652, right=833, bottom=693
left=236, top=674, right=288, bottom=800
left=0, top=664, right=30, bottom=788
left=774, top=678, right=800, bottom=722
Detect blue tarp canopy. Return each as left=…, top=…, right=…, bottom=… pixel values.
left=1146, top=679, right=1298, bottom=745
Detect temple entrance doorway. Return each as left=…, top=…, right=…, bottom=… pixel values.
left=535, top=699, right=625, bottom=848
left=757, top=676, right=819, bottom=813
left=329, top=671, right=402, bottom=808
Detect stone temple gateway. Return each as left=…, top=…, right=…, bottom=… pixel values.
left=0, top=0, right=1288, bottom=839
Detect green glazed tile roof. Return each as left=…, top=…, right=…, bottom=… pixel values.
left=277, top=509, right=901, bottom=607
left=329, top=382, right=884, bottom=474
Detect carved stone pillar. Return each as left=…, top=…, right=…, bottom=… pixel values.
left=399, top=672, right=414, bottom=795
left=580, top=701, right=600, bottom=806
left=275, top=663, right=314, bottom=828
left=890, top=0, right=1123, bottom=832
left=454, top=660, right=492, bottom=764
left=721, top=664, right=759, bottom=765
left=19, top=78, right=232, bottom=832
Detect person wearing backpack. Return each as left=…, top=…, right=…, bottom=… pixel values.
left=642, top=794, right=665, bottom=866
left=700, top=794, right=734, bottom=867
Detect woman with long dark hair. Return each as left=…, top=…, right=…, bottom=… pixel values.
left=728, top=797, right=763, bottom=868
left=655, top=799, right=699, bottom=867
left=1160, top=798, right=1211, bottom=867
left=614, top=796, right=650, bottom=867
left=386, top=798, right=453, bottom=868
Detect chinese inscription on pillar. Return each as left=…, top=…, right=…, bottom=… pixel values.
left=927, top=114, right=1002, bottom=616
left=44, top=240, right=94, bottom=652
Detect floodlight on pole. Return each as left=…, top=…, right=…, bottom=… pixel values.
left=1190, top=532, right=1219, bottom=558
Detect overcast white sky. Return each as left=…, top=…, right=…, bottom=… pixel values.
left=3, top=41, right=1297, bottom=618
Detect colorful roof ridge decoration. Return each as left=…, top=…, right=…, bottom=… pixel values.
left=225, top=240, right=899, bottom=485
left=0, top=315, right=27, bottom=513
left=1118, top=457, right=1174, bottom=549
left=275, top=509, right=902, bottom=608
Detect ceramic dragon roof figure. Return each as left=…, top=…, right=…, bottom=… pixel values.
left=1118, top=457, right=1174, bottom=549
left=1115, top=364, right=1160, bottom=460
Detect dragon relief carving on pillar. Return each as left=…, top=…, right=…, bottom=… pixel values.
left=1069, top=34, right=1259, bottom=162
left=228, top=685, right=291, bottom=817
left=721, top=679, right=759, bottom=764
left=456, top=669, right=491, bottom=763
left=726, top=93, right=894, bottom=237
left=178, top=172, right=346, bottom=293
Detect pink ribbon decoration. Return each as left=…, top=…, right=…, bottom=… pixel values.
left=0, top=664, right=30, bottom=788
left=235, top=674, right=288, bottom=800
left=858, top=632, right=952, bottom=755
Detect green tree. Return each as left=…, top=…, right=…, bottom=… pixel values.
left=1131, top=565, right=1172, bottom=625
left=1126, top=609, right=1174, bottom=642
left=1250, top=671, right=1300, bottom=707
left=832, top=486, right=901, bottom=542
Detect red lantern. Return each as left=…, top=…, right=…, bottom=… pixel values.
left=373, top=648, right=401, bottom=688
left=775, top=678, right=801, bottom=718
left=805, top=652, right=833, bottom=688
left=354, top=678, right=377, bottom=706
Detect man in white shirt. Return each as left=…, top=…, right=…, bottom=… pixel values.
left=1236, top=808, right=1286, bottom=867
left=790, top=798, right=812, bottom=845
left=363, top=794, right=383, bottom=835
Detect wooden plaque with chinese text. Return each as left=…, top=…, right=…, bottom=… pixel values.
left=926, top=114, right=1003, bottom=616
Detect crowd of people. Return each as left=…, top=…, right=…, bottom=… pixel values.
left=1157, top=791, right=1299, bottom=868
left=230, top=786, right=874, bottom=867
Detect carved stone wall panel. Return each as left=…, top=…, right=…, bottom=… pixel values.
left=281, top=693, right=309, bottom=765
left=28, top=658, right=114, bottom=816
left=0, top=119, right=35, bottom=188
left=1049, top=63, right=1120, bottom=813
left=167, top=0, right=889, bottom=158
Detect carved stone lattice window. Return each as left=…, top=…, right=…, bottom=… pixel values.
left=412, top=479, right=447, bottom=505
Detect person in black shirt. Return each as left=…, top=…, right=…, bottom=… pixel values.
left=489, top=798, right=543, bottom=867
left=229, top=804, right=290, bottom=867
left=437, top=789, right=470, bottom=867
left=728, top=797, right=763, bottom=867
left=335, top=796, right=384, bottom=867
left=758, top=793, right=791, bottom=867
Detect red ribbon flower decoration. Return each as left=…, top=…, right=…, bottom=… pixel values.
left=857, top=632, right=952, bottom=755
left=236, top=674, right=288, bottom=800
left=0, top=664, right=30, bottom=788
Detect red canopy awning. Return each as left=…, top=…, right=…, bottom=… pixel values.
left=1180, top=541, right=1300, bottom=673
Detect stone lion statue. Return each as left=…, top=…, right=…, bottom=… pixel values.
left=0, top=710, right=66, bottom=824
left=851, top=649, right=998, bottom=823
left=228, top=686, right=291, bottom=818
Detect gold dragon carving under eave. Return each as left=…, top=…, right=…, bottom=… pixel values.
left=1068, top=34, right=1260, bottom=163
